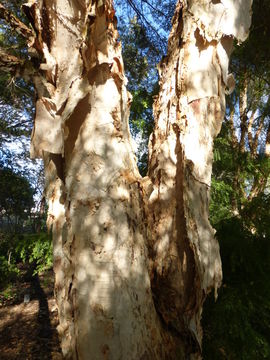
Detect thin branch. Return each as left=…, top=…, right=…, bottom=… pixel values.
left=248, top=175, right=268, bottom=201
left=231, top=62, right=270, bottom=87
left=0, top=3, right=33, bottom=39
left=140, top=0, right=166, bottom=17
left=126, top=0, right=166, bottom=53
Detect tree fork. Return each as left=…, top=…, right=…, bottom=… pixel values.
left=23, top=0, right=253, bottom=359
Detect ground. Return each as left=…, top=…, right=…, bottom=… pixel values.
left=0, top=266, right=63, bottom=359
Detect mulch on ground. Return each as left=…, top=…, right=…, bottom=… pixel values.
left=0, top=267, right=63, bottom=359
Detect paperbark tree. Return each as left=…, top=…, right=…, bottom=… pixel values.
left=1, top=0, right=253, bottom=359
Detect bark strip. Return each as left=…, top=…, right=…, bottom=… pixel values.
left=148, top=0, right=253, bottom=357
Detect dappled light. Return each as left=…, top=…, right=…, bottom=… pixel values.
left=0, top=271, right=61, bottom=359
left=1, top=0, right=267, bottom=359
left=40, top=0, right=253, bottom=357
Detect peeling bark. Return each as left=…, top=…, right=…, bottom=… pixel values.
left=25, top=0, right=176, bottom=358
left=148, top=0, right=252, bottom=357
left=0, top=3, right=33, bottom=39
left=23, top=0, right=253, bottom=359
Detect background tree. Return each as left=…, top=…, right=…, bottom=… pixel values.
left=119, top=17, right=160, bottom=174
left=0, top=164, right=51, bottom=290
left=0, top=0, right=43, bottom=203
left=0, top=166, right=34, bottom=231
left=202, top=1, right=270, bottom=357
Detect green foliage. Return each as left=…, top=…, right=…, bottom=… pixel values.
left=0, top=0, right=35, bottom=176
left=0, top=232, right=53, bottom=288
left=231, top=0, right=270, bottom=79
left=121, top=20, right=150, bottom=87
left=242, top=193, right=270, bottom=239
left=0, top=2, right=34, bottom=109
left=205, top=115, right=270, bottom=358
left=210, top=178, right=232, bottom=225
left=120, top=18, right=159, bottom=175
left=130, top=86, right=158, bottom=175
left=205, top=3, right=270, bottom=347
left=0, top=166, right=34, bottom=231
left=203, top=216, right=270, bottom=360
left=14, top=233, right=53, bottom=275
left=0, top=233, right=19, bottom=287
left=0, top=255, right=19, bottom=286
left=203, top=286, right=270, bottom=359
left=210, top=120, right=270, bottom=225
left=115, top=0, right=173, bottom=54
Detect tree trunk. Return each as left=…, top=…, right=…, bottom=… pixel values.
left=148, top=0, right=254, bottom=349
left=24, top=0, right=253, bottom=359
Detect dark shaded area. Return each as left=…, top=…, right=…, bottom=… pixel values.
left=0, top=268, right=62, bottom=360
left=31, top=274, right=54, bottom=359
left=202, top=207, right=270, bottom=359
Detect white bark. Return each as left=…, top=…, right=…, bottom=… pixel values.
left=26, top=1, right=173, bottom=358
left=24, top=0, right=253, bottom=359
left=148, top=0, right=253, bottom=353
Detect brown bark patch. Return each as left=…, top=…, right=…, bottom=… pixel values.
left=101, top=344, right=110, bottom=357
left=65, top=94, right=91, bottom=160
left=41, top=1, right=53, bottom=51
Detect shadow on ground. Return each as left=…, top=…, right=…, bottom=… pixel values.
left=0, top=269, right=62, bottom=360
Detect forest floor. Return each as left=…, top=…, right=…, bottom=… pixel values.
left=0, top=265, right=63, bottom=359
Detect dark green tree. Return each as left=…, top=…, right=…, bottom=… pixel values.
left=202, top=1, right=270, bottom=357
left=0, top=166, right=34, bottom=231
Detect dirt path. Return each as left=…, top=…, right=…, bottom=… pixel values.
left=0, top=269, right=62, bottom=359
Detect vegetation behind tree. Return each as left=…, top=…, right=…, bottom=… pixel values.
left=0, top=0, right=269, bottom=358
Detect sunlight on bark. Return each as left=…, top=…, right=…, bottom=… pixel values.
left=25, top=0, right=253, bottom=358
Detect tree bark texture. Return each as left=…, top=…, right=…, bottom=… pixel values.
left=24, top=0, right=253, bottom=359
left=147, top=0, right=252, bottom=351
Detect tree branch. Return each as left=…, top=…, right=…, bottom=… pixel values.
left=251, top=115, right=264, bottom=158
left=126, top=0, right=166, bottom=53
left=0, top=47, right=36, bottom=81
left=239, top=74, right=248, bottom=153
left=247, top=109, right=256, bottom=152
left=140, top=0, right=166, bottom=17
left=0, top=3, right=33, bottom=39
left=265, top=121, right=270, bottom=157
left=0, top=47, right=23, bottom=73
left=228, top=107, right=238, bottom=149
